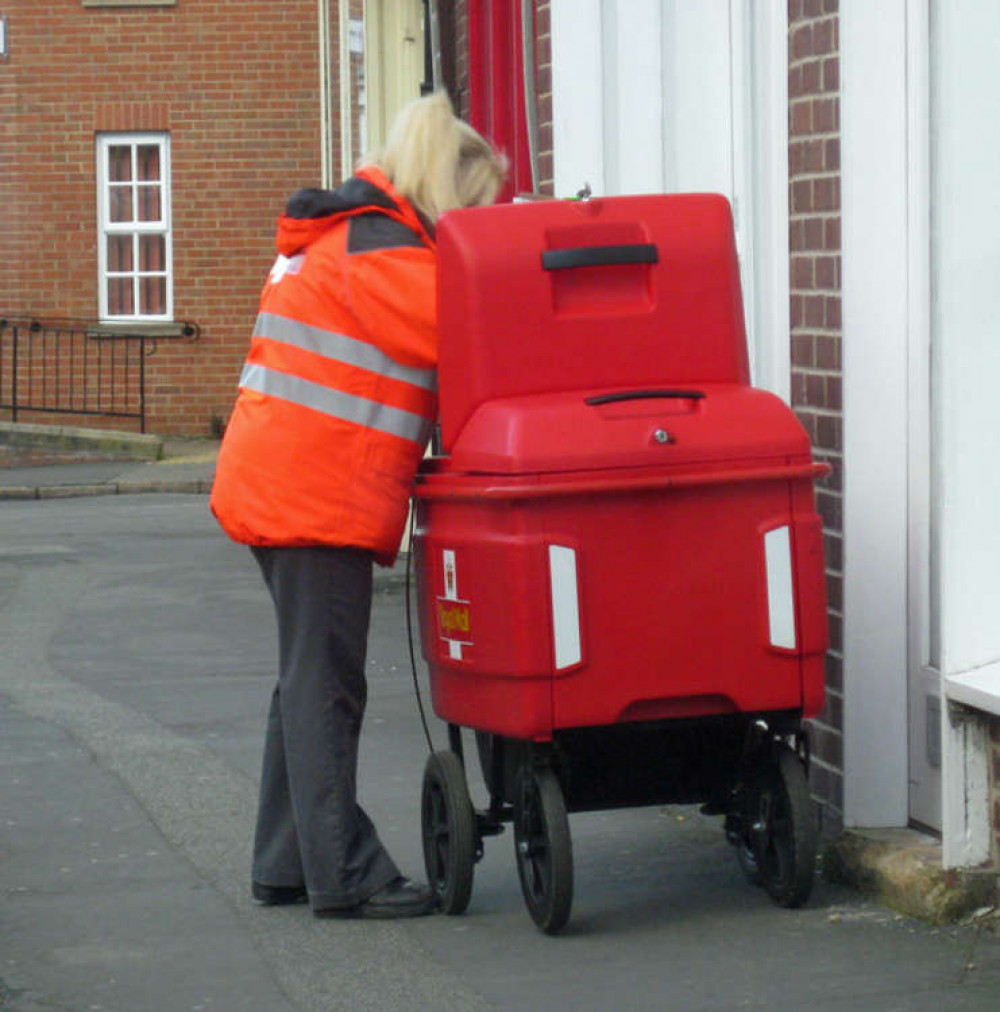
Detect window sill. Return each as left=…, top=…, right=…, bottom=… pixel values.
left=945, top=662, right=1000, bottom=718
left=88, top=321, right=197, bottom=338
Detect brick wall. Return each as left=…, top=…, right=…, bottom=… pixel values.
left=788, top=0, right=843, bottom=832
left=0, top=17, right=20, bottom=324
left=1, top=0, right=328, bottom=436
left=534, top=1, right=553, bottom=195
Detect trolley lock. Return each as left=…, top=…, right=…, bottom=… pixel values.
left=541, top=243, right=659, bottom=270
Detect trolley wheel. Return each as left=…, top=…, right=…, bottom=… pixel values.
left=421, top=750, right=476, bottom=915
left=513, top=765, right=573, bottom=935
left=746, top=747, right=817, bottom=908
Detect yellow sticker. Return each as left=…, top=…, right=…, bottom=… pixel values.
left=437, top=600, right=471, bottom=638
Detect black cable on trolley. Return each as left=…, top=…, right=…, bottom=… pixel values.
left=405, top=508, right=435, bottom=755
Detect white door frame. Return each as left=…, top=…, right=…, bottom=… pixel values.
left=841, top=0, right=918, bottom=830
left=903, top=0, right=941, bottom=833
left=842, top=0, right=993, bottom=864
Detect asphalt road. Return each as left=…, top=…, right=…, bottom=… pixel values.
left=1, top=494, right=998, bottom=1011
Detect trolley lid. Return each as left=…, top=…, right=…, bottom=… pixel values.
left=442, top=384, right=813, bottom=477
left=436, top=193, right=750, bottom=453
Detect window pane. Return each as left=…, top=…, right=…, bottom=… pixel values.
left=107, top=235, right=133, bottom=272
left=109, top=184, right=133, bottom=223
left=137, top=144, right=161, bottom=182
left=137, top=183, right=162, bottom=222
left=140, top=276, right=167, bottom=315
left=108, top=145, right=132, bottom=182
left=107, top=277, right=134, bottom=315
left=138, top=234, right=165, bottom=271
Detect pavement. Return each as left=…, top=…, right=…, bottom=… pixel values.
left=0, top=422, right=218, bottom=500
left=1, top=420, right=997, bottom=931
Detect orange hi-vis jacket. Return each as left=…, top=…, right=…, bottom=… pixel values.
left=210, top=166, right=437, bottom=564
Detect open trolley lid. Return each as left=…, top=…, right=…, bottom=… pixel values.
left=435, top=193, right=751, bottom=456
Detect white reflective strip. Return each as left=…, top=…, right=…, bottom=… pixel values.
left=239, top=362, right=432, bottom=444
left=764, top=526, right=797, bottom=650
left=442, top=549, right=458, bottom=600
left=549, top=545, right=582, bottom=670
left=253, top=311, right=437, bottom=391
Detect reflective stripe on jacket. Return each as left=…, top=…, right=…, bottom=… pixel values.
left=210, top=166, right=437, bottom=563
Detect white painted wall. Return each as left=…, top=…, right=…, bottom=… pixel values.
left=932, top=0, right=1000, bottom=683
left=932, top=0, right=1000, bottom=866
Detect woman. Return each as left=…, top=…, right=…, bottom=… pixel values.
left=211, top=92, right=505, bottom=918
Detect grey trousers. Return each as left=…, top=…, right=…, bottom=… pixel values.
left=250, top=545, right=400, bottom=911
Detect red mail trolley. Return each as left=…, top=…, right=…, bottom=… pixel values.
left=413, top=193, right=829, bottom=934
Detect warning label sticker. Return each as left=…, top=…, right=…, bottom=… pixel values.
left=438, top=549, right=472, bottom=660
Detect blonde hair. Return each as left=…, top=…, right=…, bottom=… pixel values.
left=373, top=91, right=507, bottom=224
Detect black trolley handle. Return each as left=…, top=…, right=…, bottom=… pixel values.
left=541, top=242, right=659, bottom=271
left=584, top=389, right=706, bottom=406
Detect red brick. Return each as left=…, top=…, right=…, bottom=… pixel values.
left=792, top=255, right=815, bottom=289
left=816, top=413, right=842, bottom=453
left=788, top=65, right=803, bottom=98
left=790, top=99, right=813, bottom=135
left=792, top=334, right=816, bottom=368
left=800, top=60, right=822, bottom=95
left=792, top=179, right=814, bottom=213
left=816, top=255, right=837, bottom=288
left=792, top=24, right=813, bottom=62
left=804, top=216, right=825, bottom=249
left=804, top=295, right=826, bottom=327
left=814, top=177, right=840, bottom=211
left=790, top=295, right=805, bottom=328
left=816, top=335, right=841, bottom=370
left=805, top=373, right=826, bottom=406
left=814, top=17, right=836, bottom=56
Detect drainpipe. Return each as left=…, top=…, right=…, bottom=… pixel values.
left=317, top=0, right=334, bottom=187
left=427, top=0, right=443, bottom=93
left=338, top=0, right=353, bottom=179
left=521, top=0, right=540, bottom=192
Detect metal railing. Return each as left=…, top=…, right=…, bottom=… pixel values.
left=0, top=316, right=194, bottom=434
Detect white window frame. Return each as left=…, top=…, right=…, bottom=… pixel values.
left=96, top=132, right=173, bottom=322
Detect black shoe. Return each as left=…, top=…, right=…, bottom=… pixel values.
left=252, top=881, right=308, bottom=906
left=315, top=877, right=437, bottom=920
